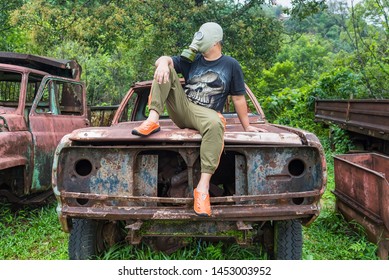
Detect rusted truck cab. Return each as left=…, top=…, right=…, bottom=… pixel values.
left=0, top=52, right=89, bottom=204
left=53, top=81, right=327, bottom=260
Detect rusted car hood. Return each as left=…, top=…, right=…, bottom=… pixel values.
left=67, top=120, right=303, bottom=145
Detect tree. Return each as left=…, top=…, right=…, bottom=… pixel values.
left=349, top=0, right=389, bottom=97
left=4, top=0, right=351, bottom=105
left=7, top=0, right=286, bottom=104
left=0, top=0, right=24, bottom=51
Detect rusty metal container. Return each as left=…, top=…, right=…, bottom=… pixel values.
left=315, top=99, right=389, bottom=141
left=333, top=153, right=389, bottom=259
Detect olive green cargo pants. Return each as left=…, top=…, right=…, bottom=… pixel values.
left=148, top=68, right=225, bottom=174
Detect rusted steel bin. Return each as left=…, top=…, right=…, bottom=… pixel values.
left=333, top=153, right=389, bottom=259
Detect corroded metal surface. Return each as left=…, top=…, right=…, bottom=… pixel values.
left=67, top=122, right=303, bottom=144
left=333, top=153, right=389, bottom=259
left=57, top=146, right=323, bottom=198
left=52, top=79, right=327, bottom=253
left=0, top=53, right=90, bottom=203
left=54, top=140, right=326, bottom=233
left=316, top=98, right=389, bottom=259
left=60, top=204, right=319, bottom=221
left=315, top=99, right=389, bottom=141
left=0, top=51, right=81, bottom=80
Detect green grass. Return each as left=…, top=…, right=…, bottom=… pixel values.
left=0, top=154, right=380, bottom=260
left=97, top=240, right=267, bottom=260
left=0, top=202, right=68, bottom=260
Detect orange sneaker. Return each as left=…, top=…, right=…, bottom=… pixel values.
left=132, top=120, right=160, bottom=136
left=193, top=188, right=211, bottom=217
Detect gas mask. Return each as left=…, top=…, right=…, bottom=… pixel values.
left=180, top=22, right=223, bottom=62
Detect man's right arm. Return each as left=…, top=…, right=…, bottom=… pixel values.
left=154, top=56, right=174, bottom=84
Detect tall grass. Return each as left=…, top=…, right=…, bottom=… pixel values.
left=0, top=202, right=68, bottom=260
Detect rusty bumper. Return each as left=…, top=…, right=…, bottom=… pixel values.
left=57, top=190, right=321, bottom=232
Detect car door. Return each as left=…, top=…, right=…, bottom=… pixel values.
left=28, top=76, right=89, bottom=193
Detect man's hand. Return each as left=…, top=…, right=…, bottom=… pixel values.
left=154, top=56, right=173, bottom=84
left=244, top=125, right=260, bottom=132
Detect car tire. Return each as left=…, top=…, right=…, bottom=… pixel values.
left=68, top=218, right=100, bottom=260
left=274, top=219, right=302, bottom=260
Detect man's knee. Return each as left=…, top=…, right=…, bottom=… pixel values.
left=205, top=115, right=224, bottom=133
left=200, top=119, right=224, bottom=143
left=168, top=67, right=180, bottom=82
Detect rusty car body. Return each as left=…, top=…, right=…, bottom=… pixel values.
left=53, top=80, right=327, bottom=259
left=315, top=99, right=389, bottom=154
left=334, top=153, right=389, bottom=259
left=315, top=99, right=389, bottom=259
left=0, top=52, right=90, bottom=204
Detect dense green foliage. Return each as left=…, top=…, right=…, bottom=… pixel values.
left=0, top=0, right=387, bottom=260
left=2, top=0, right=387, bottom=115
left=1, top=0, right=284, bottom=104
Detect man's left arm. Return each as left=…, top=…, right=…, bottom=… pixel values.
left=231, top=95, right=259, bottom=132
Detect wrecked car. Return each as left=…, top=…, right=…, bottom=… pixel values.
left=315, top=99, right=389, bottom=259
left=0, top=52, right=89, bottom=204
left=52, top=80, right=327, bottom=259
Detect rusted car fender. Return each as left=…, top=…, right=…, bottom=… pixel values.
left=273, top=124, right=328, bottom=194
left=52, top=133, right=74, bottom=232
left=0, top=131, right=32, bottom=170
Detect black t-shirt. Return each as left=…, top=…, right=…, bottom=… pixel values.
left=172, top=54, right=246, bottom=112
